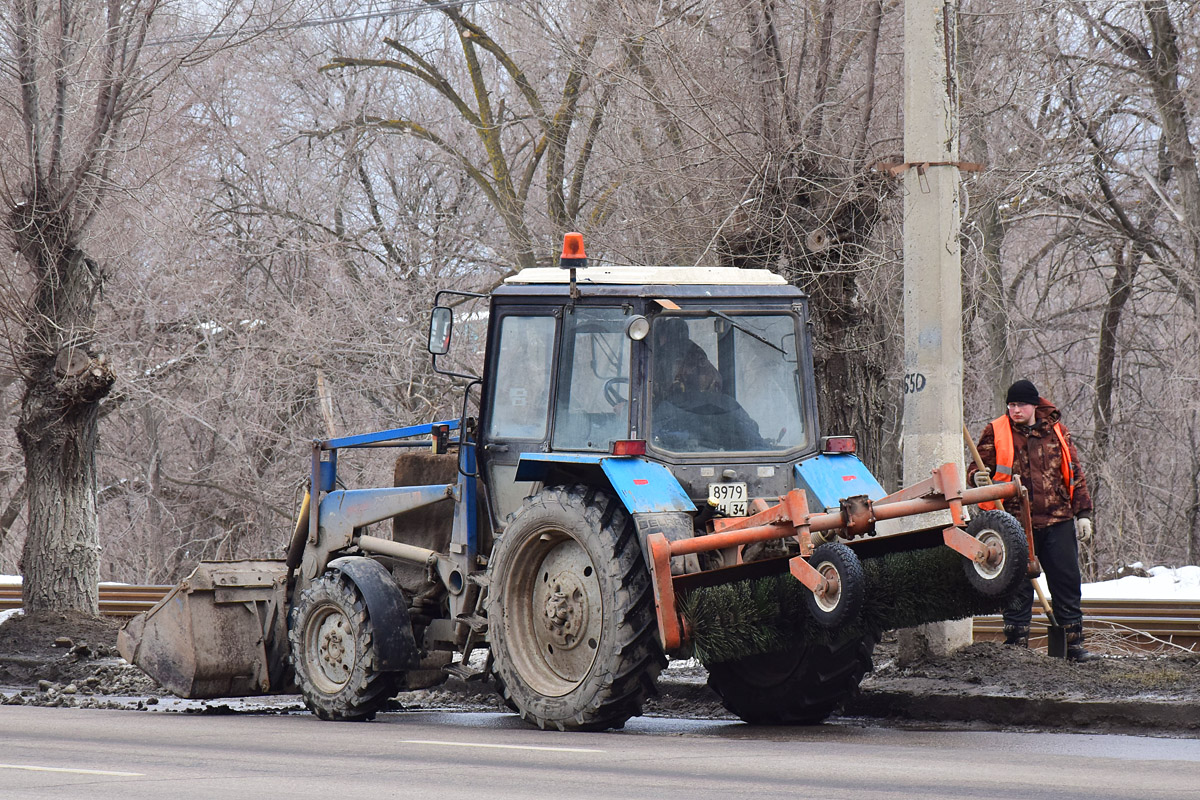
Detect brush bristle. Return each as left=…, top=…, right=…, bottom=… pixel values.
left=680, top=546, right=1009, bottom=664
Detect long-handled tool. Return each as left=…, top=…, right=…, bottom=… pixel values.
left=962, top=422, right=1065, bottom=657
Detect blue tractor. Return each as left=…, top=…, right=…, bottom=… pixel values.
left=120, top=235, right=1029, bottom=731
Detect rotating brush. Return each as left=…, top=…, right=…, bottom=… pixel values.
left=680, top=545, right=1010, bottom=665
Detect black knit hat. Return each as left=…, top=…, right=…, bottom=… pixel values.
left=1006, top=380, right=1040, bottom=405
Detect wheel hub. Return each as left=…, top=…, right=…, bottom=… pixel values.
left=541, top=571, right=589, bottom=650
left=974, top=530, right=1005, bottom=578
left=312, top=610, right=354, bottom=687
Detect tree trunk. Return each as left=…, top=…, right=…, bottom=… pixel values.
left=1092, top=244, right=1139, bottom=461
left=12, top=235, right=116, bottom=613
left=18, top=376, right=107, bottom=614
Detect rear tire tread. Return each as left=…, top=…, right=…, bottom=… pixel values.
left=489, top=485, right=666, bottom=732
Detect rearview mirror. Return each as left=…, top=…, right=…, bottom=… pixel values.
left=428, top=306, right=453, bottom=355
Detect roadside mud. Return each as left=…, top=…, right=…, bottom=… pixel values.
left=3, top=612, right=1198, bottom=733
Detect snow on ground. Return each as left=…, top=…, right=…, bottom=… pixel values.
left=1082, top=565, right=1200, bottom=601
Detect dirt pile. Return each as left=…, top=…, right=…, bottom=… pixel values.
left=0, top=611, right=161, bottom=705
left=865, top=639, right=1200, bottom=702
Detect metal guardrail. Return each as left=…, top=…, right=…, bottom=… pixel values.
left=0, top=584, right=171, bottom=618
left=974, top=598, right=1200, bottom=651
left=3, top=584, right=1198, bottom=650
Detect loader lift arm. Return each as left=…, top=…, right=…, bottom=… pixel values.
left=291, top=418, right=479, bottom=614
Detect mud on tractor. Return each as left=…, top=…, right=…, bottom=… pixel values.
left=119, top=235, right=1033, bottom=731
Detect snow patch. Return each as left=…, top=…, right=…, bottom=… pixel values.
left=1083, top=565, right=1200, bottom=600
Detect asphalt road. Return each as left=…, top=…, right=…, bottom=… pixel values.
left=3, top=707, right=1198, bottom=800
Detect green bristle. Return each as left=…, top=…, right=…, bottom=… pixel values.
left=680, top=545, right=1011, bottom=665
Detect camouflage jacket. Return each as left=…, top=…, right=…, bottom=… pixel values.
left=969, top=399, right=1093, bottom=528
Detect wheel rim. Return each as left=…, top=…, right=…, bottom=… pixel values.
left=503, top=529, right=603, bottom=696
left=971, top=529, right=1007, bottom=580
left=304, top=602, right=357, bottom=694
left=812, top=560, right=842, bottom=613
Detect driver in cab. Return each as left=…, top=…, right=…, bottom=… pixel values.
left=650, top=316, right=766, bottom=451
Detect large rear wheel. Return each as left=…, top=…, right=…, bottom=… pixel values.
left=289, top=571, right=401, bottom=721
left=488, top=486, right=665, bottom=731
left=706, top=632, right=877, bottom=724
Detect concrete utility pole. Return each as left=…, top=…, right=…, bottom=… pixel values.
left=899, top=0, right=971, bottom=660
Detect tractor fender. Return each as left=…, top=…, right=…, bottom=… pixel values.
left=515, top=453, right=697, bottom=514
left=324, top=556, right=420, bottom=672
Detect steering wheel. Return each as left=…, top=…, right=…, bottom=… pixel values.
left=603, top=377, right=629, bottom=407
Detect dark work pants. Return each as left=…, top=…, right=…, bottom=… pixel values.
left=1003, top=518, right=1084, bottom=628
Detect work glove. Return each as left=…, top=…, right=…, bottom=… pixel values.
left=1076, top=517, right=1093, bottom=544
left=971, top=470, right=992, bottom=488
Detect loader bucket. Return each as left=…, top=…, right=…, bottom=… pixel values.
left=117, top=560, right=291, bottom=698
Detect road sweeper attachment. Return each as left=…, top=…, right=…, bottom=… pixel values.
left=118, top=246, right=1040, bottom=730
left=648, top=463, right=1032, bottom=661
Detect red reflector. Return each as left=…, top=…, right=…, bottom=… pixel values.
left=633, top=479, right=648, bottom=485
left=612, top=439, right=646, bottom=456
left=822, top=435, right=857, bottom=454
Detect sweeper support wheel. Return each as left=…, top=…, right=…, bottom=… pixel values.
left=796, top=542, right=865, bottom=629
left=960, top=510, right=1028, bottom=597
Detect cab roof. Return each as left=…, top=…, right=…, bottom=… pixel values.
left=504, top=266, right=788, bottom=286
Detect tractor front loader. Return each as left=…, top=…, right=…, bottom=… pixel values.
left=120, top=235, right=1035, bottom=731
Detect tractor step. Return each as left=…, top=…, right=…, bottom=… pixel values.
left=455, top=612, right=489, bottom=633
left=443, top=659, right=489, bottom=681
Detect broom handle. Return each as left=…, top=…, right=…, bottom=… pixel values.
left=962, top=422, right=1004, bottom=512
left=1032, top=576, right=1059, bottom=627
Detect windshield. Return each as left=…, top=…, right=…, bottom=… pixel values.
left=649, top=313, right=807, bottom=453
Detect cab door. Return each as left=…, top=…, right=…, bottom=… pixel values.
left=479, top=308, right=560, bottom=525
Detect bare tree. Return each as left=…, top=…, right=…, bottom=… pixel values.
left=317, top=0, right=615, bottom=269
left=0, top=0, right=173, bottom=612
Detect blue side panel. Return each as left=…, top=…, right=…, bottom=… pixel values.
left=794, top=453, right=886, bottom=511
left=516, top=453, right=696, bottom=513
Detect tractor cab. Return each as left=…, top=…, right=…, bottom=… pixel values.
left=451, top=256, right=822, bottom=530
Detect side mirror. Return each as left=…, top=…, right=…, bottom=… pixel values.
left=428, top=306, right=453, bottom=355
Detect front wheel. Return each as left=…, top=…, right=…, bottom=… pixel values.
left=706, top=632, right=877, bottom=724
left=487, top=486, right=666, bottom=731
left=289, top=571, right=400, bottom=721
left=962, top=510, right=1028, bottom=597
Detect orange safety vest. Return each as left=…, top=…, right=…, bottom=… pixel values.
left=979, top=414, right=1074, bottom=511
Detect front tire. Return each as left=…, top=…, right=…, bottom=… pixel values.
left=289, top=571, right=400, bottom=721
left=706, top=632, right=877, bottom=724
left=488, top=486, right=666, bottom=731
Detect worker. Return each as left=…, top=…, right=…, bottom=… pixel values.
left=969, top=379, right=1097, bottom=662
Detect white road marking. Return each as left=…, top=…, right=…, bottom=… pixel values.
left=0, top=763, right=144, bottom=777
left=401, top=739, right=603, bottom=754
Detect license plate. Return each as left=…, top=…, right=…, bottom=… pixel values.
left=708, top=482, right=748, bottom=516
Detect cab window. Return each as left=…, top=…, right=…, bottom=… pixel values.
left=486, top=315, right=556, bottom=441
left=552, top=307, right=631, bottom=451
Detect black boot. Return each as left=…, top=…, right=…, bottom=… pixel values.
left=1065, top=623, right=1099, bottom=662
left=1003, top=624, right=1030, bottom=648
